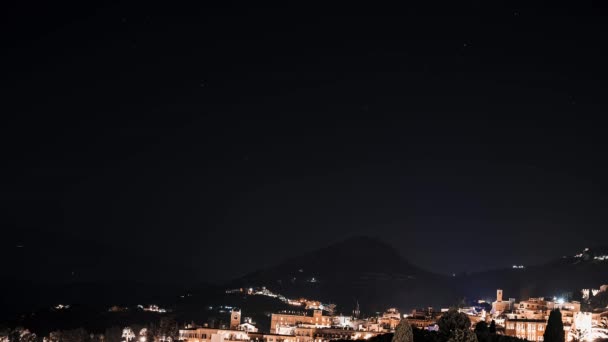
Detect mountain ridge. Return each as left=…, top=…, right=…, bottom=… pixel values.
left=227, top=236, right=456, bottom=312
left=226, top=236, right=608, bottom=312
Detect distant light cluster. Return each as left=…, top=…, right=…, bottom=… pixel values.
left=53, top=304, right=70, bottom=310
left=575, top=248, right=590, bottom=258
left=572, top=247, right=608, bottom=261
left=137, top=304, right=167, bottom=313
left=225, top=286, right=334, bottom=313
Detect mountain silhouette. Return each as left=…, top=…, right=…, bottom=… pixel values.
left=227, top=236, right=458, bottom=312
left=455, top=246, right=608, bottom=302
left=227, top=238, right=608, bottom=313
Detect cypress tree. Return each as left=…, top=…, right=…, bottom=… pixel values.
left=489, top=320, right=496, bottom=334
left=544, top=309, right=565, bottom=342
left=475, top=321, right=490, bottom=342
left=475, top=321, right=489, bottom=334
left=392, top=319, right=414, bottom=342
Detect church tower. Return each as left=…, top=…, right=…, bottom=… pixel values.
left=230, top=308, right=241, bottom=330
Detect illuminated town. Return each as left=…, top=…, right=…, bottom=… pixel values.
left=5, top=3, right=608, bottom=342
left=5, top=280, right=608, bottom=342
left=175, top=285, right=608, bottom=342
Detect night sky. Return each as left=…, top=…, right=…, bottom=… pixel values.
left=3, top=3, right=608, bottom=283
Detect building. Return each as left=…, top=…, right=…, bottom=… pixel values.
left=505, top=319, right=546, bottom=341
left=312, top=328, right=379, bottom=341
left=459, top=307, right=487, bottom=325
left=408, top=308, right=440, bottom=330
left=292, top=326, right=379, bottom=342
left=179, top=327, right=250, bottom=342
left=231, top=309, right=242, bottom=330
left=179, top=326, right=378, bottom=342
left=332, top=315, right=355, bottom=329
left=554, top=301, right=581, bottom=326
left=568, top=311, right=608, bottom=342
left=270, top=310, right=331, bottom=334
left=249, top=333, right=297, bottom=342
left=510, top=298, right=552, bottom=320
left=180, top=328, right=301, bottom=342
left=492, top=289, right=515, bottom=316
left=238, top=322, right=258, bottom=333
left=378, top=308, right=401, bottom=330
left=590, top=310, right=608, bottom=327
left=506, top=297, right=581, bottom=325
left=275, top=326, right=296, bottom=336
left=303, top=300, right=322, bottom=310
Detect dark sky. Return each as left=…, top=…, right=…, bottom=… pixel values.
left=3, top=2, right=608, bottom=283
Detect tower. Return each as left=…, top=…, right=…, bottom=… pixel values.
left=230, top=308, right=241, bottom=330
left=497, top=289, right=503, bottom=302
left=353, top=300, right=360, bottom=318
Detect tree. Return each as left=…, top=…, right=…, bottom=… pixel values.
left=475, top=321, right=490, bottom=342
left=49, top=331, right=62, bottom=342
left=8, top=328, right=37, bottom=342
left=438, top=309, right=472, bottom=338
left=158, top=317, right=178, bottom=342
left=104, top=327, right=122, bottom=342
left=131, top=326, right=144, bottom=339
left=61, top=328, right=88, bottom=342
left=20, top=333, right=37, bottom=342
left=474, top=322, right=488, bottom=334
left=392, top=319, right=413, bottom=342
left=8, top=327, right=22, bottom=342
left=448, top=329, right=478, bottom=342
left=437, top=309, right=476, bottom=342
left=489, top=321, right=496, bottom=334
left=412, top=327, right=440, bottom=342
left=1, top=327, right=10, bottom=342
left=544, top=309, right=565, bottom=342
left=145, top=323, right=158, bottom=342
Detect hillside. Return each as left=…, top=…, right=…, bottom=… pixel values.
left=227, top=236, right=459, bottom=313
left=226, top=240, right=608, bottom=313
left=455, top=246, right=608, bottom=302
left=5, top=236, right=608, bottom=334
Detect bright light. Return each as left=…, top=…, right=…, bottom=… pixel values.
left=557, top=298, right=565, bottom=304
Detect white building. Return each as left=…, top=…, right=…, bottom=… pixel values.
left=237, top=323, right=258, bottom=333
left=179, top=328, right=249, bottom=342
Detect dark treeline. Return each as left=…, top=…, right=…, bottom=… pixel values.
left=0, top=316, right=179, bottom=342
